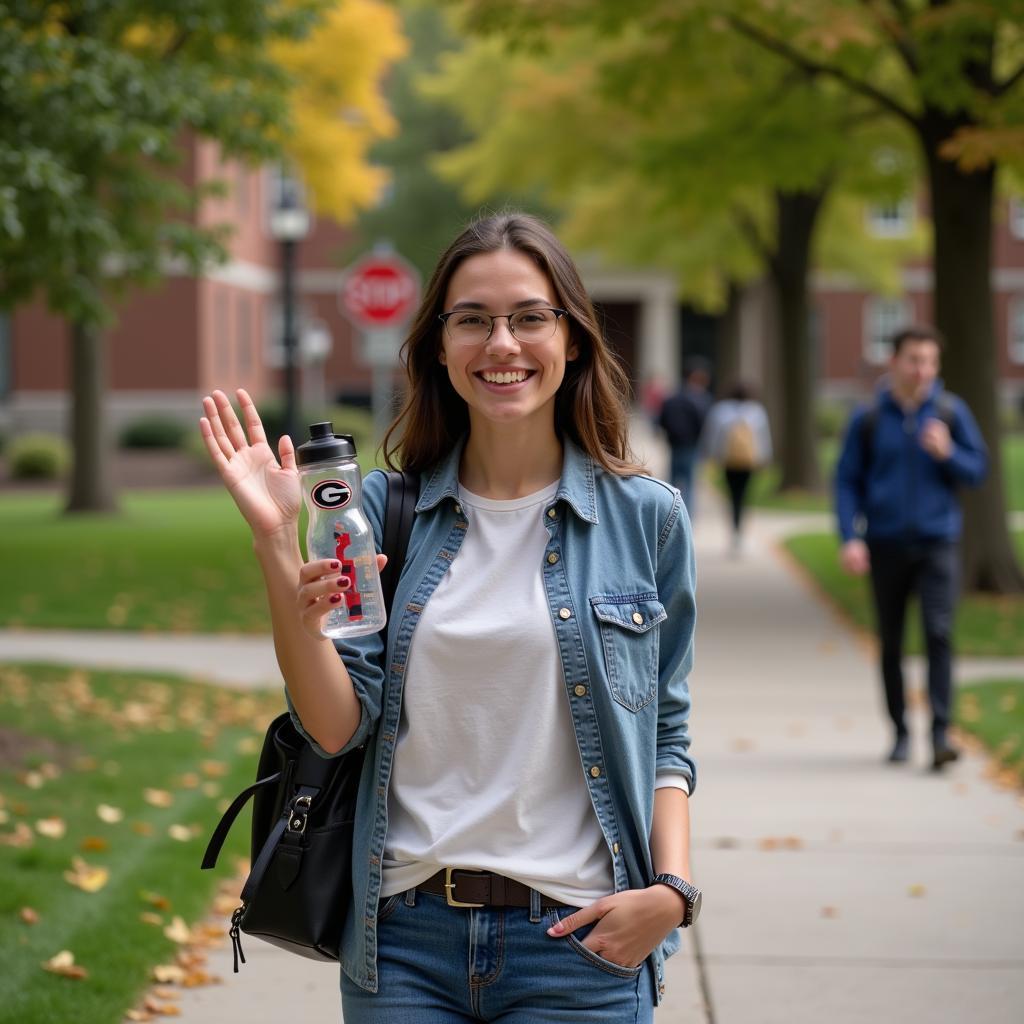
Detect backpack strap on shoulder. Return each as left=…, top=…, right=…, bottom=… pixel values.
left=380, top=470, right=419, bottom=620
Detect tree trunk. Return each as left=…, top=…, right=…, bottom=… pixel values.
left=770, top=186, right=828, bottom=492
left=923, top=124, right=1024, bottom=593
left=714, top=280, right=743, bottom=397
left=65, top=319, right=118, bottom=513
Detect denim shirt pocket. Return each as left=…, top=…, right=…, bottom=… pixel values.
left=589, top=593, right=666, bottom=712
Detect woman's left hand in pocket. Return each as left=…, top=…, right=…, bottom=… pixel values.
left=546, top=885, right=686, bottom=968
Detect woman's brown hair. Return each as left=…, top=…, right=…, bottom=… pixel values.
left=382, top=212, right=643, bottom=477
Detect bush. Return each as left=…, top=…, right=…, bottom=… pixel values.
left=8, top=433, right=71, bottom=479
left=257, top=399, right=376, bottom=453
left=119, top=415, right=188, bottom=449
left=815, top=402, right=850, bottom=440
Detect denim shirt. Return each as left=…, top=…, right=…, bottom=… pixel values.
left=286, top=437, right=697, bottom=1006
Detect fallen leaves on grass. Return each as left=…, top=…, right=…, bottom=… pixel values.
left=0, top=822, right=34, bottom=847
left=20, top=906, right=39, bottom=925
left=140, top=890, right=172, bottom=911
left=42, top=950, right=88, bottom=979
left=81, top=835, right=110, bottom=852
left=151, top=964, right=186, bottom=984
left=140, top=912, right=164, bottom=927
left=97, top=804, right=124, bottom=824
left=144, top=788, right=174, bottom=808
left=164, top=917, right=192, bottom=944
left=36, top=816, right=67, bottom=839
left=64, top=856, right=109, bottom=893
left=201, top=760, right=228, bottom=777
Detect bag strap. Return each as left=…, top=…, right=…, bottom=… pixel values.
left=201, top=772, right=282, bottom=870
left=379, top=470, right=419, bottom=619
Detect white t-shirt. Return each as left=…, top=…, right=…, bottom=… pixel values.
left=380, top=481, right=614, bottom=905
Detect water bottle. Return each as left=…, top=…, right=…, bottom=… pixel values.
left=296, top=422, right=386, bottom=639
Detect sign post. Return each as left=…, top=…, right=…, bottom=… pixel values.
left=339, top=246, right=420, bottom=446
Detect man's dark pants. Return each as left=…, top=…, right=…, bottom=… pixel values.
left=866, top=539, right=958, bottom=744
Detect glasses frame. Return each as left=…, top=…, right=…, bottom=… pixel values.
left=438, top=306, right=568, bottom=344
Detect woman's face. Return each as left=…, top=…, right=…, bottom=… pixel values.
left=439, top=248, right=577, bottom=432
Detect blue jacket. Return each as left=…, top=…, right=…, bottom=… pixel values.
left=835, top=383, right=988, bottom=543
left=287, top=437, right=697, bottom=1006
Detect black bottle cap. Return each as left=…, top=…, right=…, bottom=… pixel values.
left=295, top=422, right=357, bottom=467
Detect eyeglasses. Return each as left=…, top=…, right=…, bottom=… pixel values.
left=438, top=306, right=568, bottom=346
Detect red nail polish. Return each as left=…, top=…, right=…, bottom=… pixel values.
left=329, top=594, right=342, bottom=603
left=330, top=561, right=339, bottom=569
left=337, top=578, right=349, bottom=588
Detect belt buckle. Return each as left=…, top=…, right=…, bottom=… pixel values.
left=444, top=867, right=484, bottom=908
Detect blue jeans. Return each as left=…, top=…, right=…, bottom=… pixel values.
left=340, top=889, right=655, bottom=1023
left=669, top=447, right=698, bottom=515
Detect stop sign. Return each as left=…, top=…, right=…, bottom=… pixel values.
left=340, top=250, right=420, bottom=330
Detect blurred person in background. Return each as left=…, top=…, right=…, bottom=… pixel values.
left=834, top=324, right=987, bottom=770
left=700, top=382, right=772, bottom=553
left=658, top=359, right=713, bottom=513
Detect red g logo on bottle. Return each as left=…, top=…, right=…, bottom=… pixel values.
left=311, top=480, right=352, bottom=510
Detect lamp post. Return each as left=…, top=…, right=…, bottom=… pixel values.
left=269, top=172, right=310, bottom=445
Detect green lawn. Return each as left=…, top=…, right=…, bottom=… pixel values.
left=734, top=432, right=1023, bottom=513
left=0, top=490, right=269, bottom=633
left=784, top=531, right=1024, bottom=657
left=0, top=663, right=283, bottom=1024
left=956, top=680, right=1024, bottom=781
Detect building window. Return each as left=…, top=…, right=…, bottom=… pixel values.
left=0, top=313, right=10, bottom=398
left=1010, top=197, right=1024, bottom=241
left=864, top=296, right=913, bottom=365
left=238, top=294, right=252, bottom=374
left=1010, top=296, right=1024, bottom=365
left=215, top=289, right=231, bottom=379
left=867, top=198, right=913, bottom=238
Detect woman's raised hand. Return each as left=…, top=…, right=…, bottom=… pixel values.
left=199, top=389, right=301, bottom=540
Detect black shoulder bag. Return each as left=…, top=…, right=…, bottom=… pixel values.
left=201, top=470, right=419, bottom=971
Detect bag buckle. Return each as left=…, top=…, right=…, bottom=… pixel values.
left=288, top=795, right=312, bottom=835
left=444, top=867, right=484, bottom=908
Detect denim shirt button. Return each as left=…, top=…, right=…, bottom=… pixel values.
left=573, top=684, right=587, bottom=697
left=547, top=552, right=560, bottom=564
left=632, top=611, right=644, bottom=625
left=589, top=765, right=602, bottom=778
left=612, top=841, right=620, bottom=855
left=558, top=607, right=572, bottom=620
left=546, top=507, right=557, bottom=519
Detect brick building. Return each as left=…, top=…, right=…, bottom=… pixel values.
left=1, top=143, right=1022, bottom=441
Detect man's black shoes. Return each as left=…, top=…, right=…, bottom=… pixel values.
left=932, top=742, right=960, bottom=771
left=887, top=734, right=910, bottom=763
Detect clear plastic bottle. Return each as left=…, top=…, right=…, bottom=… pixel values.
left=296, top=422, right=386, bottom=639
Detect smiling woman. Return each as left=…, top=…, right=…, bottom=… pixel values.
left=199, top=212, right=700, bottom=1023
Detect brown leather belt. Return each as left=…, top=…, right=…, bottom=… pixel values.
left=418, top=868, right=572, bottom=910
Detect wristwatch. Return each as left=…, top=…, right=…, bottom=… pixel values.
left=651, top=873, right=702, bottom=927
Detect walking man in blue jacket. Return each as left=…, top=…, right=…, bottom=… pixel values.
left=835, top=324, right=988, bottom=770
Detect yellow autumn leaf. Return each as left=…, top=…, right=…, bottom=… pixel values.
left=200, top=761, right=227, bottom=778
left=167, top=825, right=193, bottom=843
left=20, top=906, right=39, bottom=925
left=0, top=822, right=34, bottom=848
left=97, top=804, right=124, bottom=824
left=64, top=856, right=109, bottom=893
left=164, top=916, right=192, bottom=944
left=140, top=890, right=172, bottom=911
left=140, top=911, right=164, bottom=926
left=35, top=817, right=67, bottom=839
left=80, top=836, right=110, bottom=852
left=42, top=950, right=88, bottom=979
left=144, top=789, right=174, bottom=808
left=152, top=964, right=187, bottom=984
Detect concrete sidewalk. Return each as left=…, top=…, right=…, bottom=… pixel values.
left=2, top=430, right=1023, bottom=1022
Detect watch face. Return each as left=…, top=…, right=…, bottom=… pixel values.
left=687, top=888, right=702, bottom=924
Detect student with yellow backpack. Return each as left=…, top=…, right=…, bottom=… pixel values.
left=700, top=383, right=773, bottom=553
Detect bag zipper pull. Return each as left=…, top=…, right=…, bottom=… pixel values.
left=229, top=905, right=247, bottom=972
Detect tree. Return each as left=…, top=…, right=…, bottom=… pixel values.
left=428, top=15, right=918, bottom=489
left=708, top=0, right=1024, bottom=592
left=0, top=1, right=404, bottom=513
